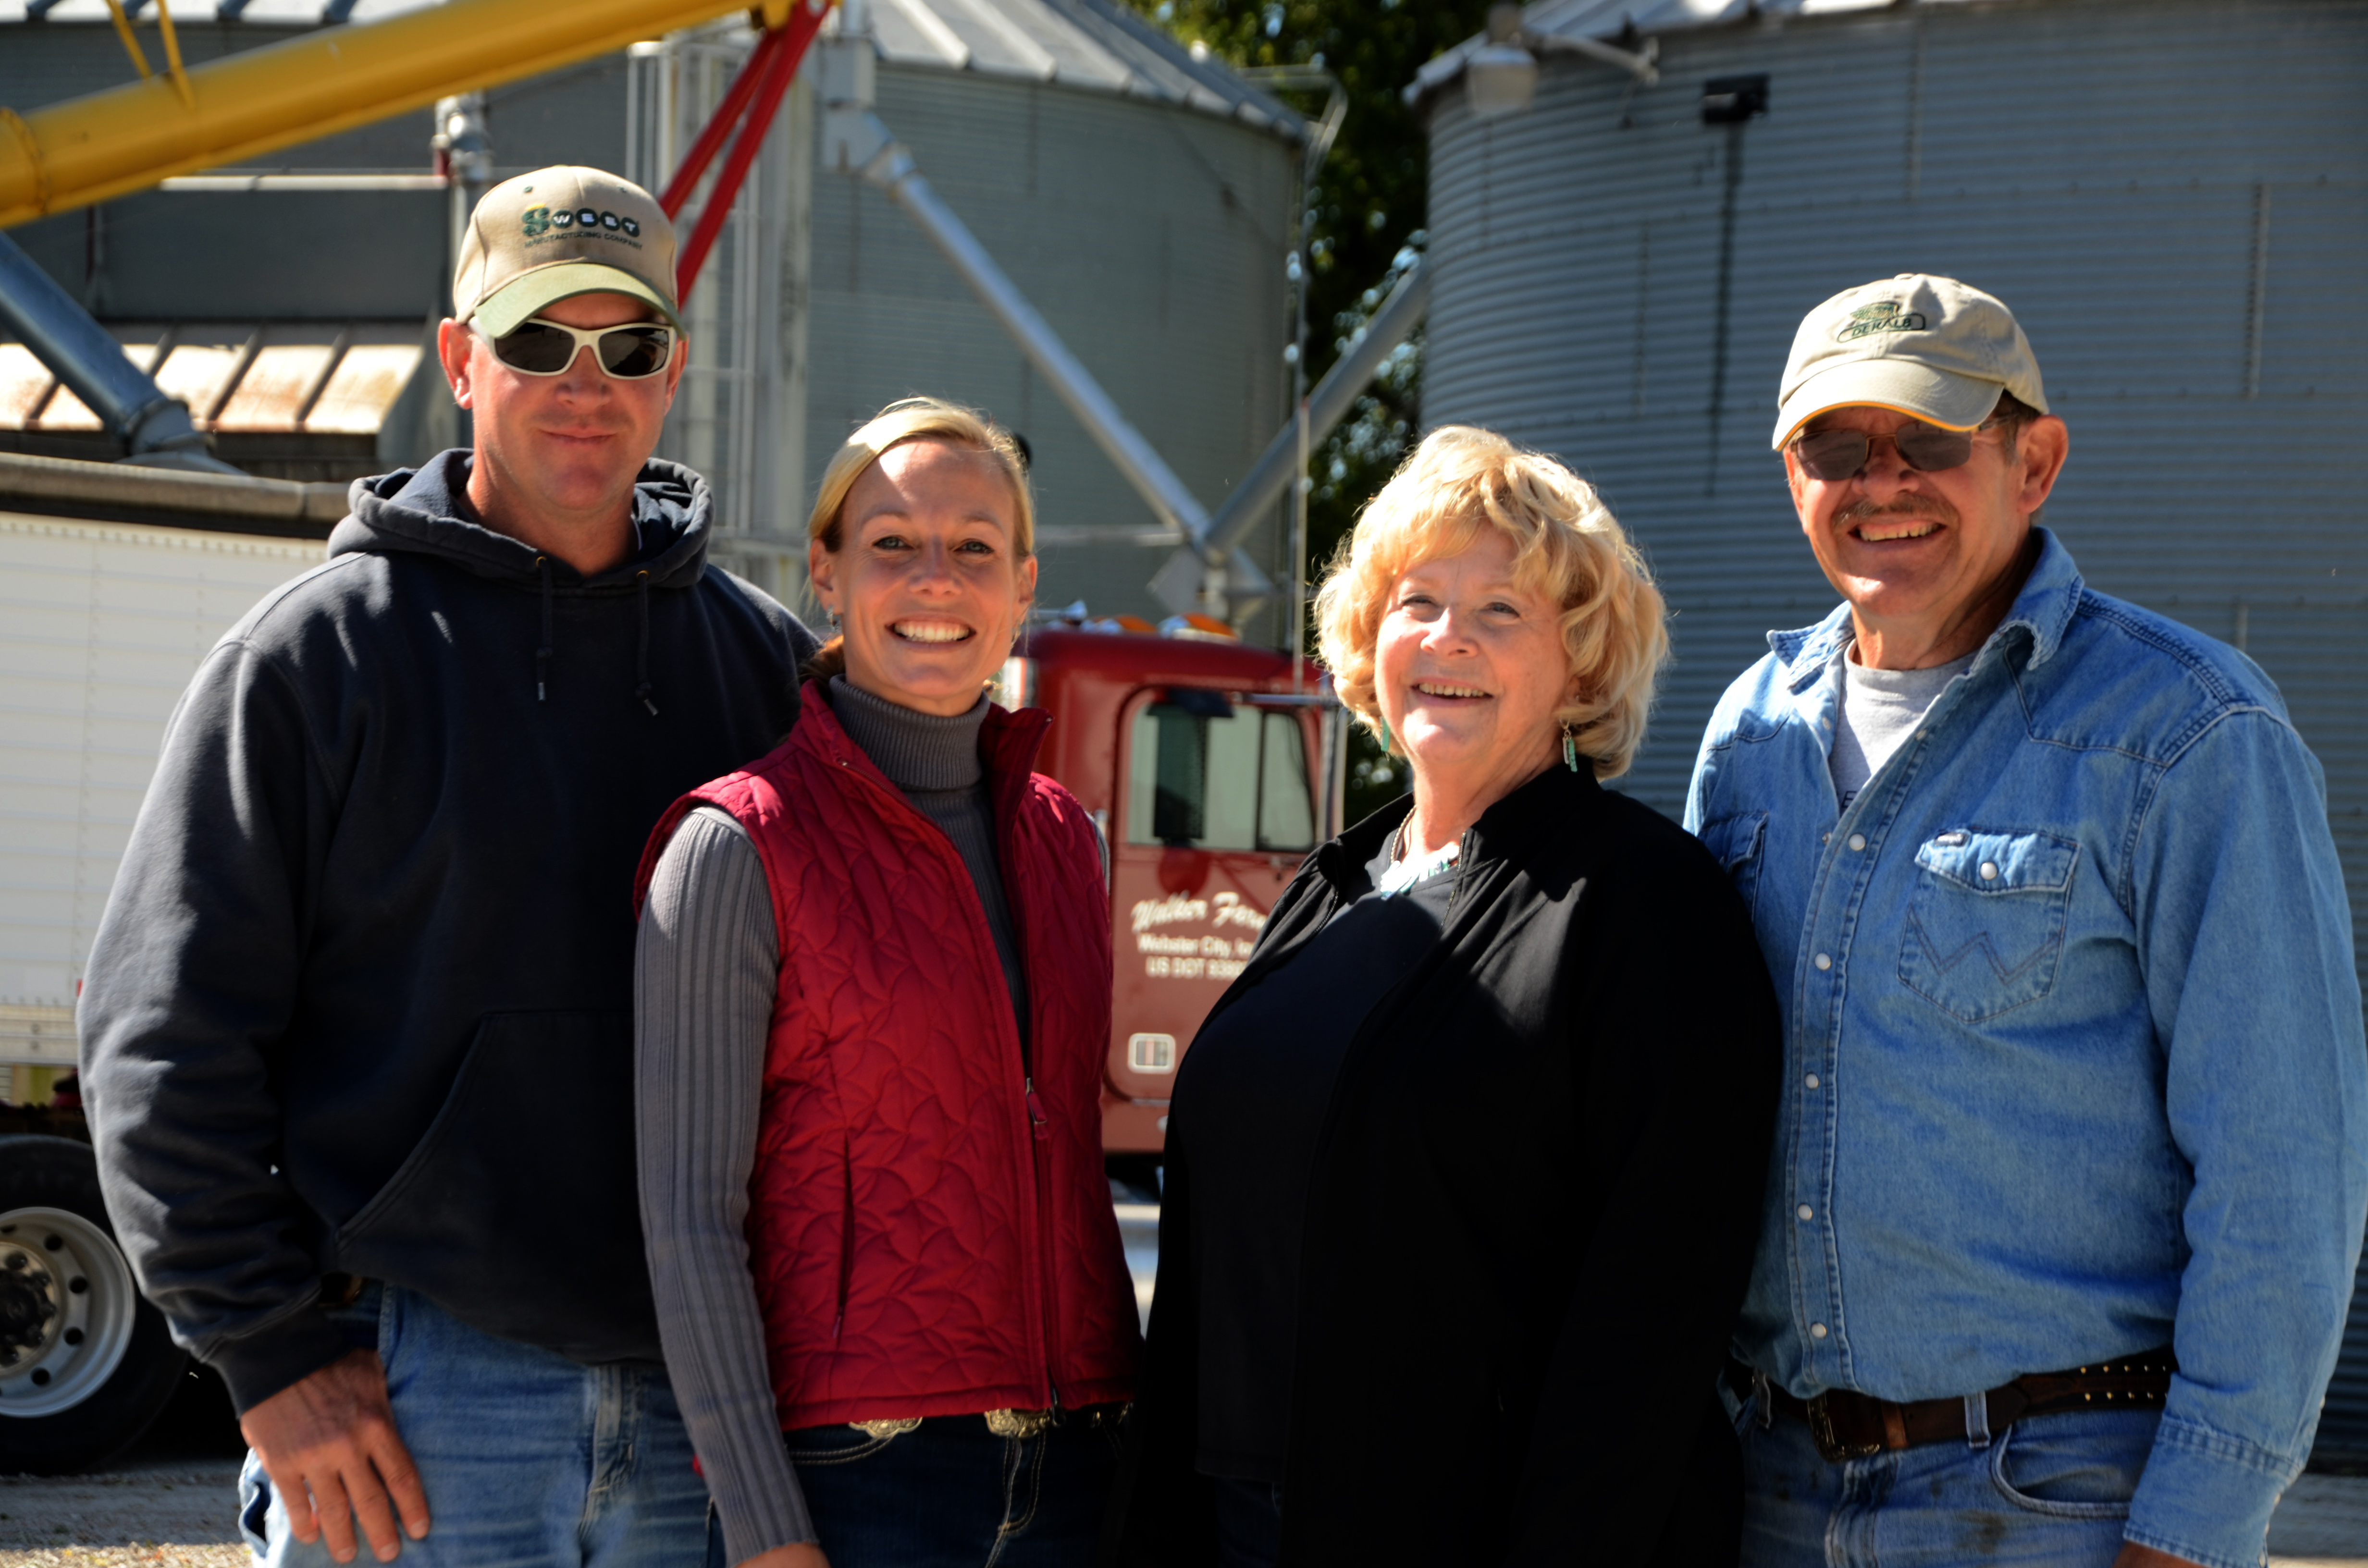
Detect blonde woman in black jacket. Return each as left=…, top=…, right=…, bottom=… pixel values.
left=1104, top=428, right=1781, bottom=1568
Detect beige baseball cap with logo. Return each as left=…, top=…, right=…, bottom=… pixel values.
left=454, top=166, right=683, bottom=339
left=1772, top=274, right=2048, bottom=449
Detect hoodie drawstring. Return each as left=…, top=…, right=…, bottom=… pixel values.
left=635, top=570, right=659, bottom=717
left=530, top=556, right=658, bottom=716
left=535, top=556, right=554, bottom=702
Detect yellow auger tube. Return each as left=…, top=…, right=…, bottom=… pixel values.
left=0, top=0, right=771, bottom=229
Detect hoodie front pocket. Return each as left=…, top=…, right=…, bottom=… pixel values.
left=333, top=1009, right=655, bottom=1361
left=1897, top=830, right=2079, bottom=1022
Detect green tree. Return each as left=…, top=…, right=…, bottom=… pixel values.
left=1129, top=0, right=1491, bottom=820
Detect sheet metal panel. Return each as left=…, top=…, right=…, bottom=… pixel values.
left=0, top=514, right=322, bottom=1022
left=1422, top=0, right=2368, bottom=1463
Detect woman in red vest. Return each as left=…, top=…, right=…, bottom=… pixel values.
left=633, top=398, right=1139, bottom=1568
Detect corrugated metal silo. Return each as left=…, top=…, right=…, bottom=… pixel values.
left=1412, top=0, right=2368, bottom=1462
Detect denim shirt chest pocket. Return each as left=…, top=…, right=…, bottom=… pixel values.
left=1898, top=829, right=2081, bottom=1022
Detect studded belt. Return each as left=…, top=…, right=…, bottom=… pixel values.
left=847, top=1403, right=1128, bottom=1442
left=1731, top=1348, right=2176, bottom=1464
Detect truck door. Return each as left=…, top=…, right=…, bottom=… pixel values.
left=1102, top=686, right=1319, bottom=1155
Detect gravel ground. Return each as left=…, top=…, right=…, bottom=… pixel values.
left=2, top=1291, right=2360, bottom=1567
left=0, top=1463, right=247, bottom=1568
left=0, top=1366, right=249, bottom=1568
left=1, top=1452, right=2360, bottom=1566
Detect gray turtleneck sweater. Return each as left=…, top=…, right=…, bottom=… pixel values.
left=633, top=680, right=1025, bottom=1562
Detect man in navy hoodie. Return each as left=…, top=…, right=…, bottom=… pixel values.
left=79, top=168, right=814, bottom=1568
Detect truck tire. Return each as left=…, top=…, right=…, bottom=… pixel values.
left=0, top=1136, right=188, bottom=1473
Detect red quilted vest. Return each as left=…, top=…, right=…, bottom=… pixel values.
left=634, top=683, right=1139, bottom=1428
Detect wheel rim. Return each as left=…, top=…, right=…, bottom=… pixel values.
left=0, top=1207, right=137, bottom=1419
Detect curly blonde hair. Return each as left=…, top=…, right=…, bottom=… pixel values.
left=1313, top=426, right=1668, bottom=781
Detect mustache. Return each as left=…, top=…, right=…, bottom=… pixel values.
left=1837, top=494, right=1958, bottom=529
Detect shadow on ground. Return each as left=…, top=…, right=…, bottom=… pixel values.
left=0, top=1365, right=247, bottom=1566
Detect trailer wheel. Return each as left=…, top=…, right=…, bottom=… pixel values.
left=0, top=1136, right=187, bottom=1473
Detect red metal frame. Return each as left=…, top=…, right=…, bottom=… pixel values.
left=657, top=27, right=782, bottom=218
left=665, top=0, right=830, bottom=304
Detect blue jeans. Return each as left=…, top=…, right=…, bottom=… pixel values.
left=240, top=1283, right=707, bottom=1568
left=1738, top=1388, right=2160, bottom=1566
left=717, top=1412, right=1120, bottom=1568
left=1210, top=1478, right=1283, bottom=1568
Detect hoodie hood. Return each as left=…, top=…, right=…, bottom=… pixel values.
left=332, top=449, right=717, bottom=713
left=329, top=448, right=712, bottom=592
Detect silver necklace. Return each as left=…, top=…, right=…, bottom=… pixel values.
left=1377, top=815, right=1459, bottom=896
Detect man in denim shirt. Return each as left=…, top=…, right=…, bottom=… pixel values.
left=1686, top=274, right=2367, bottom=1568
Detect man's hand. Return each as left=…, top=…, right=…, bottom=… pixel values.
left=2114, top=1545, right=2205, bottom=1568
left=239, top=1349, right=430, bottom=1563
left=739, top=1545, right=829, bottom=1568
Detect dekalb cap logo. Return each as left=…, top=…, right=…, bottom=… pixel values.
left=1838, top=300, right=1929, bottom=342
left=519, top=205, right=643, bottom=245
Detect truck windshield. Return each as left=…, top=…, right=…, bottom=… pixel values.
left=1126, top=700, right=1315, bottom=852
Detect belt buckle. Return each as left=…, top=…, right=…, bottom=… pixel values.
left=849, top=1417, right=922, bottom=1440
left=1806, top=1394, right=1882, bottom=1464
left=985, top=1408, right=1053, bottom=1439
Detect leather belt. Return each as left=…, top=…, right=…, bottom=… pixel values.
left=1731, top=1348, right=2176, bottom=1464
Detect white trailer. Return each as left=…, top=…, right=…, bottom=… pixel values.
left=0, top=453, right=333, bottom=1470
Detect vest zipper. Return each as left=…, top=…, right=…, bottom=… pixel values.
left=833, top=1135, right=855, bottom=1342
left=820, top=714, right=1064, bottom=1404
left=1002, top=815, right=1064, bottom=1416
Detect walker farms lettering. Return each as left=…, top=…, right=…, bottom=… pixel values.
left=1129, top=891, right=1267, bottom=981
left=1130, top=893, right=1207, bottom=933
left=1210, top=893, right=1266, bottom=932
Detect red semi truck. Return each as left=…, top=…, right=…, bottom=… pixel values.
left=995, top=618, right=1345, bottom=1170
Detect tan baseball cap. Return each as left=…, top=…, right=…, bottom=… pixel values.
left=454, top=166, right=683, bottom=339
left=1772, top=274, right=2048, bottom=449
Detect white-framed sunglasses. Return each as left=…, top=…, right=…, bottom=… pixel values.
left=477, top=316, right=679, bottom=380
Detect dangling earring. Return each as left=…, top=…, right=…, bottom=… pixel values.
left=826, top=608, right=842, bottom=631
left=1379, top=717, right=1393, bottom=755
left=1561, top=721, right=1580, bottom=773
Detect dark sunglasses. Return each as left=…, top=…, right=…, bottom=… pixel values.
left=483, top=317, right=678, bottom=380
left=1789, top=417, right=2004, bottom=482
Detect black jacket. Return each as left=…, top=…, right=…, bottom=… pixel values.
left=1106, top=765, right=1780, bottom=1567
left=79, top=452, right=815, bottom=1410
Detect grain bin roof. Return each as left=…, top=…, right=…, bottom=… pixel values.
left=0, top=0, right=1304, bottom=142
left=1407, top=0, right=2020, bottom=107
left=852, top=0, right=1304, bottom=139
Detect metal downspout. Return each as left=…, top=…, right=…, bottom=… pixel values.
left=1180, top=261, right=1430, bottom=568
left=871, top=150, right=1212, bottom=548
left=818, top=9, right=1271, bottom=617
left=0, top=230, right=234, bottom=471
